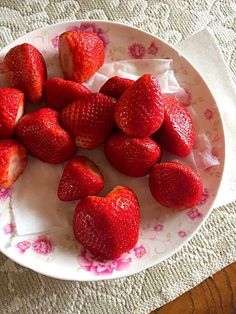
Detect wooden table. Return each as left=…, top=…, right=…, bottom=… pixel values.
left=151, top=262, right=236, bottom=313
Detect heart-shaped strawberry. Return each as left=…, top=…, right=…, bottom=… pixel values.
left=58, top=156, right=104, bottom=201
left=59, top=31, right=105, bottom=83
left=73, top=186, right=140, bottom=260
left=115, top=74, right=164, bottom=137
left=154, top=95, right=195, bottom=157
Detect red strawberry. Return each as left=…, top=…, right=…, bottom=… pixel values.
left=149, top=162, right=202, bottom=210
left=3, top=43, right=47, bottom=104
left=45, top=77, right=91, bottom=111
left=115, top=74, right=164, bottom=137
left=105, top=131, right=162, bottom=177
left=0, top=139, right=27, bottom=189
left=61, top=93, right=116, bottom=149
left=0, top=88, right=24, bottom=139
left=100, top=76, right=134, bottom=100
left=58, top=156, right=104, bottom=201
left=154, top=95, right=195, bottom=157
left=73, top=186, right=140, bottom=260
left=16, top=108, right=77, bottom=164
left=59, top=31, right=105, bottom=83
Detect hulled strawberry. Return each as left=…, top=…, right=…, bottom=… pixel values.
left=16, top=108, right=77, bottom=164
left=105, top=131, right=162, bottom=177
left=115, top=74, right=164, bottom=137
left=0, top=139, right=27, bottom=189
left=3, top=43, right=47, bottom=103
left=59, top=31, right=105, bottom=83
left=154, top=95, right=195, bottom=157
left=0, top=88, right=24, bottom=139
left=45, top=77, right=91, bottom=111
left=73, top=186, right=140, bottom=260
left=58, top=156, right=104, bottom=201
left=149, top=162, right=202, bottom=210
left=100, top=76, right=134, bottom=100
left=61, top=93, right=116, bottom=149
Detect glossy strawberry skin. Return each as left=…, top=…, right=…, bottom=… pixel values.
left=0, top=88, right=24, bottom=139
left=45, top=77, right=91, bottom=111
left=154, top=95, right=195, bottom=157
left=73, top=186, right=140, bottom=260
left=115, top=74, right=164, bottom=137
left=58, top=156, right=104, bottom=201
left=59, top=31, right=105, bottom=83
left=100, top=76, right=134, bottom=100
left=0, top=139, right=27, bottom=189
left=149, top=162, right=203, bottom=210
left=3, top=43, right=47, bottom=104
left=16, top=108, right=77, bottom=164
left=61, top=93, right=116, bottom=149
left=105, top=131, right=162, bottom=177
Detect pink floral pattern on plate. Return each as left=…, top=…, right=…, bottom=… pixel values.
left=178, top=230, right=187, bottom=238
left=204, top=109, right=214, bottom=120
left=133, top=244, right=147, bottom=258
left=129, top=41, right=160, bottom=59
left=128, top=43, right=146, bottom=59
left=147, top=41, right=159, bottom=55
left=198, top=188, right=209, bottom=205
left=77, top=248, right=132, bottom=275
left=153, top=224, right=164, bottom=232
left=32, top=236, right=54, bottom=255
left=187, top=207, right=203, bottom=221
left=3, top=223, right=15, bottom=234
left=15, top=241, right=31, bottom=254
left=51, top=35, right=59, bottom=48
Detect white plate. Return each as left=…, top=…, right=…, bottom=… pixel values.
left=0, top=20, right=225, bottom=281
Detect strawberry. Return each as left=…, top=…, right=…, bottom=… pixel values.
left=0, top=88, right=24, bottom=139
left=73, top=186, right=140, bottom=260
left=58, top=156, right=104, bottom=201
left=59, top=31, right=105, bottom=83
left=16, top=108, right=77, bottom=164
left=154, top=95, right=195, bottom=157
left=0, top=139, right=27, bottom=189
left=3, top=43, right=47, bottom=104
left=105, top=131, right=162, bottom=177
left=61, top=93, right=116, bottom=149
left=45, top=77, right=91, bottom=111
left=100, top=76, right=134, bottom=100
left=149, top=162, right=202, bottom=210
left=115, top=74, right=164, bottom=137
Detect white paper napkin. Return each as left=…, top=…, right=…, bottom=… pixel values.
left=12, top=157, right=76, bottom=235
left=176, top=28, right=236, bottom=207
left=85, top=58, right=189, bottom=101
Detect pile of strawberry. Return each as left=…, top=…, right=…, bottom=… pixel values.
left=0, top=30, right=202, bottom=260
